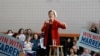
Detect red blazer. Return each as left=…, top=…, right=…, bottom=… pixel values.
left=41, top=19, right=66, bottom=46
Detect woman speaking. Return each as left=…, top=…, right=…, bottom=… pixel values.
left=41, top=10, right=67, bottom=55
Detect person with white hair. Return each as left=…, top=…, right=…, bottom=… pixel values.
left=81, top=48, right=91, bottom=56
left=89, top=23, right=98, bottom=33
left=41, top=10, right=67, bottom=56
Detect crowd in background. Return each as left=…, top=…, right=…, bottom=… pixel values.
left=6, top=28, right=46, bottom=56
left=5, top=21, right=100, bottom=56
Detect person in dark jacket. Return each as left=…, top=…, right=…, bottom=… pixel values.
left=31, top=33, right=41, bottom=56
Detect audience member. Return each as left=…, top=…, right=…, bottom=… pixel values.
left=72, top=44, right=79, bottom=55
left=67, top=48, right=77, bottom=56
left=31, top=33, right=41, bottom=56
left=73, top=37, right=78, bottom=45
left=24, top=36, right=33, bottom=51
left=89, top=23, right=98, bottom=33
left=24, top=36, right=35, bottom=56
left=16, top=28, right=26, bottom=41
left=6, top=29, right=14, bottom=36
left=66, top=38, right=73, bottom=54
left=26, top=28, right=33, bottom=37
left=81, top=48, right=91, bottom=56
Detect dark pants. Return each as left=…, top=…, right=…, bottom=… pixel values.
left=35, top=48, right=46, bottom=56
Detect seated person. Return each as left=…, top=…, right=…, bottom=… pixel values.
left=67, top=48, right=78, bottom=56
left=24, top=36, right=36, bottom=56
left=31, top=33, right=41, bottom=56
left=16, top=28, right=26, bottom=41
left=6, top=29, right=14, bottom=36
left=81, top=48, right=91, bottom=56
left=25, top=28, right=33, bottom=37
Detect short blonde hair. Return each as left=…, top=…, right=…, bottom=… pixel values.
left=48, top=10, right=57, bottom=17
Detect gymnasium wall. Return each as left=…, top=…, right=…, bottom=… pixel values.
left=0, top=0, right=100, bottom=33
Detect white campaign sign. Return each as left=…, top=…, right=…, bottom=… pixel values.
left=0, top=33, right=23, bottom=56
left=77, top=30, right=100, bottom=52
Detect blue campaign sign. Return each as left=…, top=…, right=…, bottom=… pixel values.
left=77, top=30, right=100, bottom=52
left=0, top=33, right=23, bottom=56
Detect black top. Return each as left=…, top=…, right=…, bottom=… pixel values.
left=47, top=24, right=52, bottom=45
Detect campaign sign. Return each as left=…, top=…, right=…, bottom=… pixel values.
left=0, top=33, right=23, bottom=56
left=77, top=30, right=100, bottom=52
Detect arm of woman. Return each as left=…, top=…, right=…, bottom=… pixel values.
left=41, top=21, right=47, bottom=32
left=56, top=20, right=67, bottom=29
